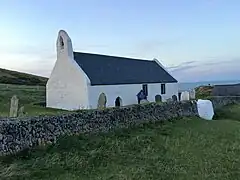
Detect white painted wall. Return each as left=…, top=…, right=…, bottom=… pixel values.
left=46, top=30, right=90, bottom=110
left=47, top=29, right=179, bottom=110
left=88, top=82, right=178, bottom=109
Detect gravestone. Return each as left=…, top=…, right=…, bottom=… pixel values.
left=178, top=92, right=182, bottom=101
left=9, top=95, right=19, bottom=117
left=155, top=94, right=162, bottom=103
left=180, top=91, right=190, bottom=101
left=97, top=93, right=107, bottom=109
left=166, top=98, right=172, bottom=102
left=189, top=89, right=196, bottom=100
left=140, top=99, right=149, bottom=104
left=18, top=106, right=25, bottom=117
left=115, top=97, right=122, bottom=107
left=172, top=95, right=178, bottom=102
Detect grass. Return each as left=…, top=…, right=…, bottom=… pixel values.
left=0, top=68, right=47, bottom=86
left=213, top=104, right=240, bottom=121
left=1, top=81, right=240, bottom=179
left=0, top=104, right=240, bottom=179
left=0, top=83, right=67, bottom=117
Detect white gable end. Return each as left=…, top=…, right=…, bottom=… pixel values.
left=46, top=30, right=90, bottom=110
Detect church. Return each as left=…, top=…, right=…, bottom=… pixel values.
left=46, top=30, right=179, bottom=110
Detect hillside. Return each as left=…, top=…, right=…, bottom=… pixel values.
left=0, top=68, right=48, bottom=86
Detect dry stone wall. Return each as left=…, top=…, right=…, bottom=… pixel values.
left=0, top=96, right=239, bottom=156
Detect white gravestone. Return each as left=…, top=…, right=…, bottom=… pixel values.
left=189, top=89, right=196, bottom=100
left=180, top=91, right=190, bottom=101
left=97, top=93, right=107, bottom=109
left=9, top=95, right=19, bottom=117
left=197, top=99, right=214, bottom=120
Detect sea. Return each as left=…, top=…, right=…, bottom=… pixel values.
left=178, top=80, right=240, bottom=92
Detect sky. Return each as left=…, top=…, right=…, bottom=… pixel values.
left=0, top=0, right=240, bottom=82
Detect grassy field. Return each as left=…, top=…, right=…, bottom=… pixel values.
left=0, top=83, right=66, bottom=117
left=0, top=68, right=47, bottom=86
left=0, top=106, right=240, bottom=180
left=1, top=82, right=240, bottom=179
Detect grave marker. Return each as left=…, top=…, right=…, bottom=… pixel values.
left=9, top=95, right=19, bottom=117
left=172, top=95, right=178, bottom=102
left=18, top=106, right=25, bottom=117
left=155, top=94, right=162, bottom=103
left=97, top=93, right=107, bottom=109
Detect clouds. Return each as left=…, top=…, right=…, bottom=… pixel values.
left=168, top=58, right=240, bottom=82
left=1, top=40, right=240, bottom=83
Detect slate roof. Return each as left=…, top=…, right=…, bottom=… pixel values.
left=73, top=52, right=177, bottom=86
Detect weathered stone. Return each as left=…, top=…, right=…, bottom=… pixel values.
left=181, top=91, right=190, bottom=101
left=172, top=95, right=178, bottom=102
left=115, top=96, right=122, bottom=107
left=9, top=95, right=19, bottom=117
left=189, top=89, right=196, bottom=100
left=97, top=93, right=107, bottom=109
left=155, top=95, right=162, bottom=103
left=18, top=106, right=25, bottom=117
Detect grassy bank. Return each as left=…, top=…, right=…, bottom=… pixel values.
left=0, top=83, right=66, bottom=117
left=0, top=104, right=240, bottom=180
left=0, top=68, right=47, bottom=86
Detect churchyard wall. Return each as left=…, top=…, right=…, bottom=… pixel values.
left=0, top=96, right=239, bottom=156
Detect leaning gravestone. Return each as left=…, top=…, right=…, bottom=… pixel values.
left=18, top=106, right=25, bottom=117
left=172, top=95, right=178, bottom=102
left=97, top=93, right=107, bottom=109
left=9, top=95, right=19, bottom=117
left=155, top=94, right=162, bottom=103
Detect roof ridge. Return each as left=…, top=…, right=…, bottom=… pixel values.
left=73, top=51, right=153, bottom=62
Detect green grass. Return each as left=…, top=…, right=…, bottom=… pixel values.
left=0, top=83, right=67, bottom=117
left=0, top=105, right=240, bottom=180
left=0, top=68, right=47, bottom=86
left=213, top=104, right=240, bottom=121
left=1, top=82, right=240, bottom=179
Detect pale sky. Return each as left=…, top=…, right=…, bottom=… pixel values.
left=0, top=0, right=240, bottom=82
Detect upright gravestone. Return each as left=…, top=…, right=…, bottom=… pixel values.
left=155, top=94, right=162, bottom=103
left=181, top=91, right=190, bottom=101
left=178, top=92, right=182, bottom=101
left=9, top=95, right=19, bottom=117
left=172, top=95, right=178, bottom=102
left=97, top=93, right=107, bottom=109
left=189, top=89, right=196, bottom=100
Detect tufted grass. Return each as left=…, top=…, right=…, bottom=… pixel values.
left=0, top=104, right=240, bottom=179
left=0, top=83, right=67, bottom=117
left=1, top=83, right=240, bottom=179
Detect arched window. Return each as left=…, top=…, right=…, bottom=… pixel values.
left=59, top=36, right=64, bottom=49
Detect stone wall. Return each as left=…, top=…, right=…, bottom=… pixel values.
left=208, top=96, right=240, bottom=109
left=0, top=101, right=198, bottom=156
left=0, top=96, right=239, bottom=156
left=212, top=84, right=240, bottom=96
